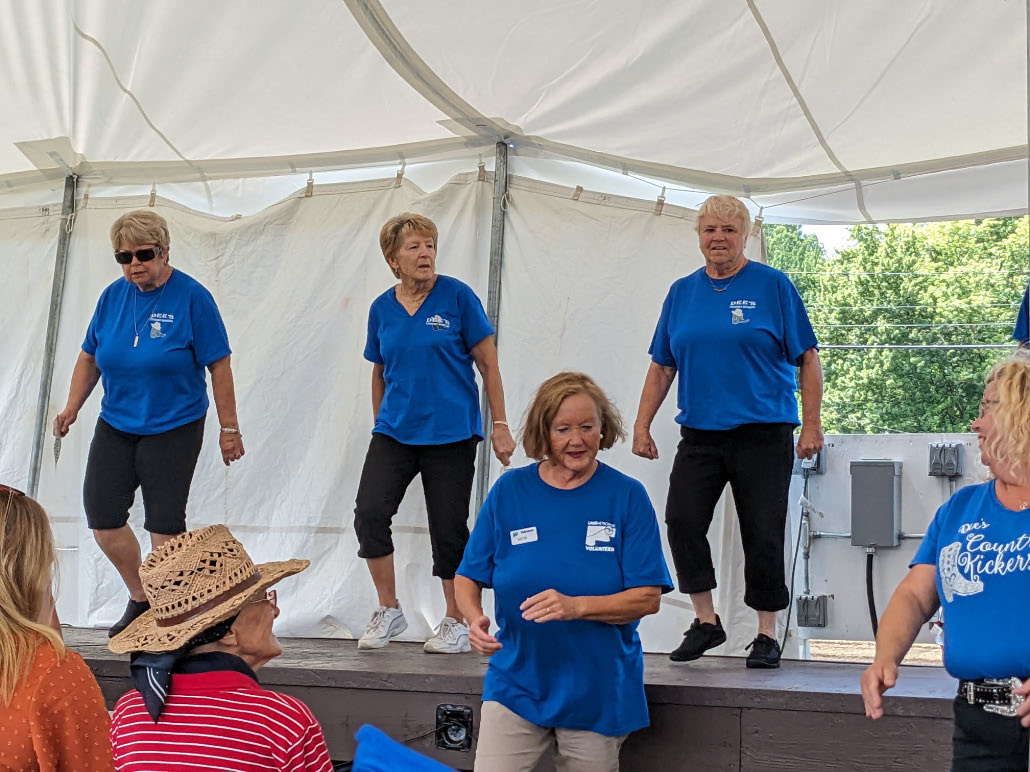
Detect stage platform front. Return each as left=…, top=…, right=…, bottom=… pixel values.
left=68, top=628, right=956, bottom=771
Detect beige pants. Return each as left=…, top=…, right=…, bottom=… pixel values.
left=474, top=700, right=627, bottom=772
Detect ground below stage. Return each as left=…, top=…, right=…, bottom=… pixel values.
left=68, top=628, right=957, bottom=771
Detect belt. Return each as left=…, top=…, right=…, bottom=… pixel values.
left=958, top=677, right=1027, bottom=717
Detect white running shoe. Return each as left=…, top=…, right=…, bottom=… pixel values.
left=423, top=617, right=471, bottom=654
left=357, top=605, right=408, bottom=650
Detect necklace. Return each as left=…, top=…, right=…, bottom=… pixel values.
left=998, top=479, right=1030, bottom=511
left=132, top=273, right=170, bottom=347
left=705, top=260, right=747, bottom=293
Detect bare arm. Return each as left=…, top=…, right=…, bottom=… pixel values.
left=521, top=586, right=663, bottom=626
left=371, top=362, right=385, bottom=419
left=860, top=564, right=939, bottom=719
left=796, top=348, right=824, bottom=460
left=53, top=351, right=101, bottom=436
left=470, top=336, right=515, bottom=465
left=632, top=361, right=677, bottom=459
left=455, top=575, right=501, bottom=655
left=208, top=355, right=244, bottom=466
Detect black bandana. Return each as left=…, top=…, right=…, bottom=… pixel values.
left=129, top=615, right=246, bottom=722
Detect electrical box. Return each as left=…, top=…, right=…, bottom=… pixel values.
left=850, top=460, right=902, bottom=548
left=928, top=442, right=963, bottom=477
left=797, top=594, right=828, bottom=627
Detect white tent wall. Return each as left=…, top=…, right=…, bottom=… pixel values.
left=0, top=209, right=60, bottom=485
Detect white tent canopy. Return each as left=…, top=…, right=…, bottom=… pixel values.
left=2, top=0, right=1027, bottom=222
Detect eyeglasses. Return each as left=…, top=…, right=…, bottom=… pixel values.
left=114, top=247, right=162, bottom=265
left=977, top=399, right=1000, bottom=419
left=248, top=589, right=277, bottom=610
left=1, top=483, right=25, bottom=520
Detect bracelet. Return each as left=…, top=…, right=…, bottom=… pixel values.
left=220, top=427, right=241, bottom=434
left=492, top=420, right=508, bottom=427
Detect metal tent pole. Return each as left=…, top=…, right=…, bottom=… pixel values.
left=474, top=141, right=509, bottom=513
left=27, top=175, right=78, bottom=497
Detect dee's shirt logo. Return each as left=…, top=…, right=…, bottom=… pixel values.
left=425, top=314, right=450, bottom=331
left=148, top=312, right=174, bottom=338
left=729, top=299, right=755, bottom=325
left=586, top=521, right=616, bottom=552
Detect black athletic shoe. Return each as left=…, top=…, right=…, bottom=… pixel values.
left=669, top=615, right=727, bottom=662
left=745, top=633, right=781, bottom=669
left=108, top=598, right=150, bottom=638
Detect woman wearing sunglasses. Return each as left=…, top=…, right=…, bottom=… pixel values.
left=53, top=210, right=244, bottom=639
left=0, top=485, right=115, bottom=770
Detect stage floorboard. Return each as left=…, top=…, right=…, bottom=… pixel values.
left=68, top=628, right=956, bottom=771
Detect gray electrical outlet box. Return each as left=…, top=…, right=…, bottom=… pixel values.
left=928, top=442, right=963, bottom=477
left=797, top=594, right=828, bottom=627
left=850, top=460, right=902, bottom=548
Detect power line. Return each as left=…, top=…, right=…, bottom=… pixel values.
left=813, top=321, right=1013, bottom=329
left=820, top=343, right=1014, bottom=350
left=785, top=269, right=1026, bottom=276
left=807, top=302, right=1021, bottom=310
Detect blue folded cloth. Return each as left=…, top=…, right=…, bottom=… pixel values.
left=352, top=724, right=456, bottom=772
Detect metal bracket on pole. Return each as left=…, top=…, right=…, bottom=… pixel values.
left=27, top=175, right=78, bottom=497
left=474, top=142, right=509, bottom=514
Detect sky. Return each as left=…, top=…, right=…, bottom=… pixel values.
left=800, top=224, right=852, bottom=258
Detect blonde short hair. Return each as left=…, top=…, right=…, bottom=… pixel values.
left=379, top=213, right=439, bottom=278
left=695, top=195, right=751, bottom=236
left=110, top=210, right=170, bottom=251
left=521, top=372, right=626, bottom=461
left=984, top=351, right=1030, bottom=484
left=0, top=490, right=63, bottom=704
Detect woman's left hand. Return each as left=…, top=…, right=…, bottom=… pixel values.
left=491, top=424, right=515, bottom=466
left=520, top=589, right=580, bottom=623
left=796, top=422, right=823, bottom=460
left=219, top=432, right=245, bottom=466
left=1015, top=679, right=1030, bottom=726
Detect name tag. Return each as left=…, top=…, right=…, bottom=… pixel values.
left=510, top=527, right=538, bottom=545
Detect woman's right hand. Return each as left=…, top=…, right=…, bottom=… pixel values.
left=860, top=659, right=897, bottom=720
left=468, top=614, right=502, bottom=657
left=53, top=408, right=77, bottom=437
left=632, top=425, right=659, bottom=459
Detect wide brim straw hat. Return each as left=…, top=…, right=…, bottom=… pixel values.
left=109, top=524, right=309, bottom=654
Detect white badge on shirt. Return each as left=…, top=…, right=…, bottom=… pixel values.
left=510, top=526, right=538, bottom=545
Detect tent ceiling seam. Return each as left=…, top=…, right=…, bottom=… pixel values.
left=71, top=20, right=214, bottom=210
left=745, top=0, right=874, bottom=222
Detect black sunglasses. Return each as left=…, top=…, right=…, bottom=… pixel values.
left=114, top=247, right=162, bottom=265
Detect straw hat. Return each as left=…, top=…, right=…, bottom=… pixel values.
left=109, top=525, right=309, bottom=654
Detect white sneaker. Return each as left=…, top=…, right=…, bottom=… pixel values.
left=358, top=605, right=408, bottom=650
left=423, top=617, right=471, bottom=654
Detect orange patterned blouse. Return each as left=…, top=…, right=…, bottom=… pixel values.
left=0, top=639, right=114, bottom=771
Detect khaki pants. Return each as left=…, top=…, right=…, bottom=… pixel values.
left=474, top=700, right=627, bottom=772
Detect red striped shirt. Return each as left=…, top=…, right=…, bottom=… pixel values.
left=110, top=670, right=333, bottom=772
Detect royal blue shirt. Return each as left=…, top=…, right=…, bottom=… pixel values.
left=458, top=462, right=673, bottom=736
left=82, top=270, right=231, bottom=435
left=912, top=481, right=1030, bottom=679
left=648, top=261, right=817, bottom=430
left=364, top=275, right=493, bottom=445
left=1014, top=285, right=1029, bottom=344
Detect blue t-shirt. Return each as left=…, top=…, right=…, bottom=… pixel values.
left=1014, top=285, right=1029, bottom=344
left=457, top=462, right=673, bottom=736
left=364, top=275, right=494, bottom=445
left=648, top=261, right=817, bottom=430
left=912, top=481, right=1030, bottom=679
left=82, top=270, right=231, bottom=435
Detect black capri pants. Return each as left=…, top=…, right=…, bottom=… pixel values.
left=665, top=422, right=794, bottom=611
left=354, top=432, right=479, bottom=580
left=83, top=416, right=205, bottom=535
left=952, top=696, right=1029, bottom=771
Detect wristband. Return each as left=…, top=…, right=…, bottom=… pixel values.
left=492, top=421, right=508, bottom=427
left=220, top=427, right=241, bottom=434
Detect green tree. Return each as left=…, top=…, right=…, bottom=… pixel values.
left=765, top=218, right=1028, bottom=433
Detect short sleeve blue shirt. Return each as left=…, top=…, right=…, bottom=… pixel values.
left=1014, top=285, right=1029, bottom=344
left=82, top=270, right=231, bottom=435
left=648, top=261, right=817, bottom=430
left=912, top=481, right=1030, bottom=680
left=364, top=275, right=494, bottom=445
left=457, top=462, right=673, bottom=736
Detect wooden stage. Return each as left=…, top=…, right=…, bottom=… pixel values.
left=68, top=629, right=956, bottom=771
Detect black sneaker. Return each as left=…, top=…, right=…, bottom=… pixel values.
left=745, top=633, right=781, bottom=669
left=108, top=598, right=150, bottom=638
left=669, top=615, right=727, bottom=662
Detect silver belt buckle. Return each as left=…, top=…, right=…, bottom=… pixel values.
left=982, top=677, right=1025, bottom=717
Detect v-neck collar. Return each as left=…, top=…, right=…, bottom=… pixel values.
left=392, top=277, right=440, bottom=318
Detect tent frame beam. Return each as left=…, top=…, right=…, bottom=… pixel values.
left=28, top=175, right=77, bottom=497
left=474, top=142, right=509, bottom=513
